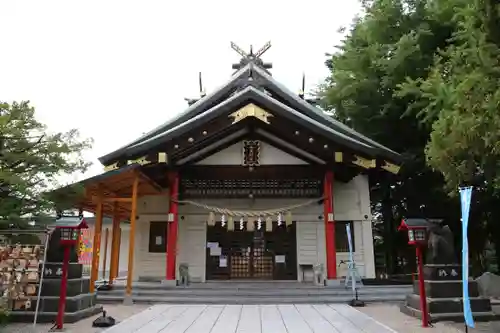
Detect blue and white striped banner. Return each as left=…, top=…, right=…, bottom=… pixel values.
left=459, top=186, right=474, bottom=328
left=346, top=223, right=354, bottom=263
left=346, top=223, right=356, bottom=292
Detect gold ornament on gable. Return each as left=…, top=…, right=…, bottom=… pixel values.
left=229, top=103, right=273, bottom=124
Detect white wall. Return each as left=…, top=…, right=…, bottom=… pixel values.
left=333, top=175, right=375, bottom=278
left=196, top=141, right=308, bottom=165
left=134, top=194, right=170, bottom=281
left=85, top=222, right=130, bottom=280
left=130, top=172, right=375, bottom=282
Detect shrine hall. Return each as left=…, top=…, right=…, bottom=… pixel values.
left=59, top=42, right=402, bottom=300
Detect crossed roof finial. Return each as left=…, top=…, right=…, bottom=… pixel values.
left=231, top=41, right=273, bottom=71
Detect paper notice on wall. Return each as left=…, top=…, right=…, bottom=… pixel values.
left=155, top=236, right=162, bottom=245
left=219, top=256, right=228, bottom=267
left=210, top=247, right=222, bottom=256
left=206, top=242, right=218, bottom=249
left=275, top=255, right=286, bottom=263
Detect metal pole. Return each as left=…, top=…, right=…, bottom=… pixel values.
left=33, top=228, right=52, bottom=328
left=351, top=262, right=356, bottom=298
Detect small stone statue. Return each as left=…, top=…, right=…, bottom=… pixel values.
left=313, top=263, right=324, bottom=286
left=179, top=263, right=189, bottom=286
left=426, top=220, right=456, bottom=265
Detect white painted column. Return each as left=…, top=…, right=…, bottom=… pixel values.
left=361, top=220, right=376, bottom=278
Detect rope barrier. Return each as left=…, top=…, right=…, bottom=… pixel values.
left=172, top=197, right=324, bottom=217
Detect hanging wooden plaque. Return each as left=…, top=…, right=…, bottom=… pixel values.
left=242, top=140, right=260, bottom=167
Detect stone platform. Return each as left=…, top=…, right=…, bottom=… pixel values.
left=8, top=262, right=102, bottom=323
left=102, top=304, right=400, bottom=333
left=400, top=264, right=496, bottom=323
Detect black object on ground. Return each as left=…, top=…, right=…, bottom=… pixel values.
left=92, top=310, right=116, bottom=327
left=96, top=281, right=113, bottom=291
left=349, top=289, right=365, bottom=307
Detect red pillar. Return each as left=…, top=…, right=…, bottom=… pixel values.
left=324, top=171, right=337, bottom=279
left=166, top=171, right=179, bottom=280
left=416, top=246, right=429, bottom=327
left=55, top=246, right=71, bottom=329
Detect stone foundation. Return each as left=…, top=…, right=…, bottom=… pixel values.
left=9, top=262, right=102, bottom=323
left=400, top=264, right=496, bottom=322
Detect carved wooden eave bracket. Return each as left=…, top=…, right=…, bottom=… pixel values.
left=103, top=152, right=168, bottom=172
left=229, top=103, right=273, bottom=124
left=381, top=161, right=401, bottom=174
left=334, top=151, right=401, bottom=174
left=352, top=155, right=376, bottom=169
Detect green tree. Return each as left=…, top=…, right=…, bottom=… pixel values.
left=0, top=101, right=92, bottom=228
left=401, top=0, right=500, bottom=191
left=320, top=0, right=460, bottom=275
left=399, top=0, right=500, bottom=272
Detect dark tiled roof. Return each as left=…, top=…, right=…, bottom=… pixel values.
left=99, top=62, right=401, bottom=166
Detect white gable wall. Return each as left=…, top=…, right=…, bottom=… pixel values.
left=196, top=141, right=308, bottom=165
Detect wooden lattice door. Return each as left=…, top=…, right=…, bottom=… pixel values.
left=229, top=230, right=252, bottom=279
left=250, top=231, right=273, bottom=279
left=206, top=225, right=275, bottom=280
left=229, top=230, right=273, bottom=279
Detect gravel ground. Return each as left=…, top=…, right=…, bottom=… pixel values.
left=444, top=305, right=500, bottom=333
left=1, top=304, right=148, bottom=333
left=357, top=303, right=462, bottom=333
left=358, top=303, right=500, bottom=333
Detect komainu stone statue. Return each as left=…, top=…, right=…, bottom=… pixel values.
left=426, top=220, right=457, bottom=265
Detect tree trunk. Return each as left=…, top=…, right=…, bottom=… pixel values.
left=486, top=194, right=500, bottom=273
left=381, top=184, right=398, bottom=275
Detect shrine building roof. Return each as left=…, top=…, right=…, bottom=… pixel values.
left=98, top=42, right=402, bottom=175
left=52, top=42, right=405, bottom=216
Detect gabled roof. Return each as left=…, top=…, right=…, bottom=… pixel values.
left=99, top=61, right=402, bottom=167
left=99, top=65, right=253, bottom=164
left=250, top=65, right=401, bottom=158
left=119, top=86, right=378, bottom=159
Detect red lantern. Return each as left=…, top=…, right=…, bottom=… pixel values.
left=398, top=218, right=428, bottom=246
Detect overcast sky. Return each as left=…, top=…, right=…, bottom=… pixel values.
left=0, top=0, right=361, bottom=182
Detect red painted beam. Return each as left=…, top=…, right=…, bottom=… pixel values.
left=166, top=172, right=179, bottom=280
left=324, top=171, right=337, bottom=279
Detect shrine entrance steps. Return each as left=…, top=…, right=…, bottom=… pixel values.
left=96, top=281, right=412, bottom=304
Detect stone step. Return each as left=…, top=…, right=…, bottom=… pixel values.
left=406, top=294, right=492, bottom=314
left=98, top=287, right=410, bottom=297
left=400, top=303, right=499, bottom=323
left=412, top=280, right=480, bottom=298
left=106, top=282, right=412, bottom=292
left=97, top=293, right=407, bottom=305
left=96, top=282, right=412, bottom=304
